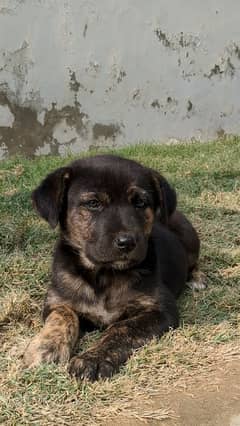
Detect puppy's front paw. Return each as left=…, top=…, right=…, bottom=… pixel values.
left=23, top=332, right=70, bottom=368
left=69, top=352, right=114, bottom=381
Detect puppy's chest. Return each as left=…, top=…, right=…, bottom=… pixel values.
left=76, top=271, right=139, bottom=326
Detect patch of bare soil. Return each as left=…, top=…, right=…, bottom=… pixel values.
left=106, top=360, right=240, bottom=426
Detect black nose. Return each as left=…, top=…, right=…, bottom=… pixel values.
left=114, top=234, right=136, bottom=252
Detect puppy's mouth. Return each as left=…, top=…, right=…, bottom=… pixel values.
left=86, top=252, right=145, bottom=271
left=106, top=258, right=138, bottom=270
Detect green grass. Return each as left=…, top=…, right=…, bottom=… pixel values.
left=0, top=137, right=240, bottom=425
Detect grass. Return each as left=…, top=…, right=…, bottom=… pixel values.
left=0, top=137, right=240, bottom=425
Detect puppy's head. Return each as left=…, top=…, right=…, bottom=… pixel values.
left=32, top=155, right=176, bottom=270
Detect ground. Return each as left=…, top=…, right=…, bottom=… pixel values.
left=0, top=138, right=239, bottom=425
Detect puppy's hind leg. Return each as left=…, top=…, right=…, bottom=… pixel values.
left=168, top=211, right=207, bottom=291
left=187, top=267, right=207, bottom=291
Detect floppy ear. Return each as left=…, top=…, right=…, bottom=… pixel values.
left=32, top=167, right=71, bottom=228
left=152, top=171, right=177, bottom=224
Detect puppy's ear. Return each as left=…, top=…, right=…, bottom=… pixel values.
left=32, top=167, right=71, bottom=228
left=152, top=171, right=177, bottom=224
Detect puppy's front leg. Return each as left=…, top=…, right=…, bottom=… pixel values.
left=69, top=306, right=178, bottom=381
left=23, top=305, right=79, bottom=368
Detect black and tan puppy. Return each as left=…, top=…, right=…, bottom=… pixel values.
left=24, top=155, right=205, bottom=380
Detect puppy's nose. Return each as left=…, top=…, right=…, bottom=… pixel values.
left=114, top=234, right=136, bottom=252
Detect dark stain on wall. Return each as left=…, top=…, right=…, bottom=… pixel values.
left=151, top=99, right=160, bottom=109
left=225, top=58, right=235, bottom=77
left=83, top=23, right=88, bottom=38
left=117, top=70, right=126, bottom=84
left=69, top=70, right=81, bottom=93
left=154, top=28, right=200, bottom=51
left=232, top=43, right=240, bottom=59
left=154, top=29, right=171, bottom=48
left=151, top=96, right=179, bottom=115
left=187, top=100, right=193, bottom=112
left=216, top=128, right=226, bottom=138
left=205, top=58, right=235, bottom=79
left=92, top=123, right=122, bottom=140
left=206, top=64, right=223, bottom=78
left=0, top=92, right=88, bottom=157
left=205, top=42, right=240, bottom=80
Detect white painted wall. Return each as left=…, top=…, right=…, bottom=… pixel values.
left=0, top=0, right=240, bottom=158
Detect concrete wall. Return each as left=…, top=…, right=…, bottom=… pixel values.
left=1, top=0, right=240, bottom=159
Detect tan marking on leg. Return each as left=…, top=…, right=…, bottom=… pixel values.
left=23, top=305, right=79, bottom=368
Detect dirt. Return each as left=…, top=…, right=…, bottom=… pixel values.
left=106, top=360, right=240, bottom=426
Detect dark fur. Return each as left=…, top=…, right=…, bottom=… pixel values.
left=24, top=155, right=201, bottom=380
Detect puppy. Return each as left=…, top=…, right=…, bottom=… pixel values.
left=24, top=155, right=204, bottom=380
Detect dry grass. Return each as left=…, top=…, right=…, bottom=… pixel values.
left=0, top=138, right=239, bottom=425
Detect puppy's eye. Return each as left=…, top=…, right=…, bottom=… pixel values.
left=132, top=195, right=147, bottom=209
left=85, top=199, right=102, bottom=210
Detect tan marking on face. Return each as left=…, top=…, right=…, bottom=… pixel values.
left=127, top=184, right=139, bottom=198
left=66, top=206, right=95, bottom=257
left=79, top=250, right=96, bottom=270
left=144, top=207, right=154, bottom=235
left=78, top=191, right=110, bottom=204
left=99, top=192, right=110, bottom=204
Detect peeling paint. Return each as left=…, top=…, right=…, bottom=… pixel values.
left=105, top=64, right=127, bottom=93
left=117, top=70, right=126, bottom=84
left=69, top=70, right=81, bottom=94
left=206, top=64, right=223, bottom=79
left=35, top=142, right=51, bottom=156
left=0, top=104, right=14, bottom=126
left=0, top=92, right=89, bottom=157
left=0, top=7, right=16, bottom=15
left=154, top=29, right=201, bottom=51
left=154, top=30, right=171, bottom=48
left=0, top=41, right=33, bottom=102
left=151, top=96, right=178, bottom=115
left=85, top=61, right=101, bottom=77
left=205, top=41, right=240, bottom=79
left=205, top=60, right=235, bottom=79
left=151, top=99, right=160, bottom=109
left=52, top=118, right=79, bottom=145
